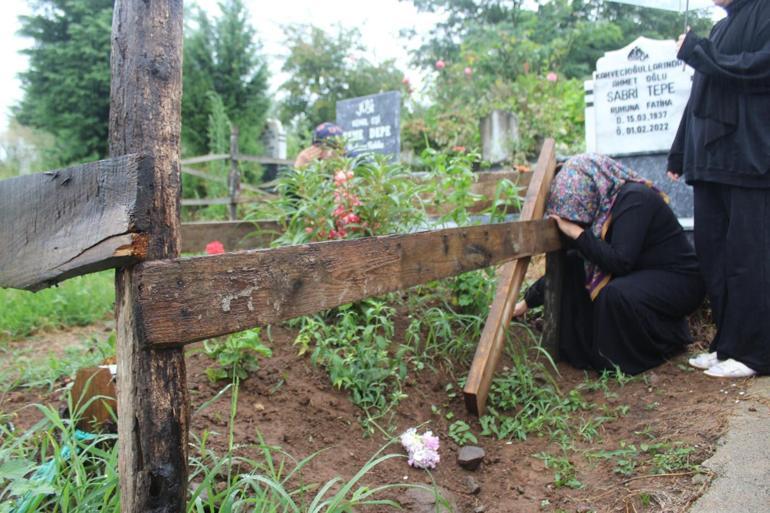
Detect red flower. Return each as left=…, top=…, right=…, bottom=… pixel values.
left=435, top=59, right=446, bottom=70
left=205, top=240, right=225, bottom=255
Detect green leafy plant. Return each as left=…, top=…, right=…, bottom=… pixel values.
left=533, top=451, right=583, bottom=489
left=203, top=328, right=272, bottom=382
left=448, top=420, right=478, bottom=445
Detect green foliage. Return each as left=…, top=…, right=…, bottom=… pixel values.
left=0, top=272, right=114, bottom=342
left=15, top=0, right=113, bottom=165
left=534, top=451, right=583, bottom=489
left=203, top=328, right=272, bottom=382
left=279, top=25, right=405, bottom=135
left=294, top=300, right=409, bottom=430
left=182, top=0, right=270, bottom=157
left=402, top=0, right=713, bottom=159
left=448, top=420, right=478, bottom=445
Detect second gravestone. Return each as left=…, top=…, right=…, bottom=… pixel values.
left=336, top=91, right=401, bottom=161
left=585, top=36, right=694, bottom=223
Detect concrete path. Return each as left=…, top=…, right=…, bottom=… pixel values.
left=688, top=377, right=770, bottom=513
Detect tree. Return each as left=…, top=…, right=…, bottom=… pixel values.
left=15, top=0, right=113, bottom=165
left=404, top=0, right=711, bottom=79
left=279, top=25, right=405, bottom=134
left=182, top=0, right=270, bottom=156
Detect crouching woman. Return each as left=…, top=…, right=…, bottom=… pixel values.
left=515, top=154, right=705, bottom=375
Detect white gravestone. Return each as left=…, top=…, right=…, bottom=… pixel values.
left=586, top=37, right=693, bottom=156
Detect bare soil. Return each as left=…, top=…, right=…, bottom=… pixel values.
left=1, top=315, right=751, bottom=513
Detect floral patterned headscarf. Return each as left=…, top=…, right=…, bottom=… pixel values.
left=545, top=153, right=665, bottom=300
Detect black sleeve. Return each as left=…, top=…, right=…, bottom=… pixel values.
left=524, top=276, right=545, bottom=309
left=667, top=102, right=689, bottom=175
left=678, top=28, right=770, bottom=93
left=572, top=188, right=657, bottom=276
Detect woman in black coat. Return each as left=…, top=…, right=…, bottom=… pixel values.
left=514, top=154, right=705, bottom=375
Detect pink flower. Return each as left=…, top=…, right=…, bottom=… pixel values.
left=402, top=76, right=411, bottom=85
left=205, top=241, right=225, bottom=255
left=334, top=170, right=349, bottom=185
left=400, top=428, right=440, bottom=470
left=340, top=213, right=360, bottom=225
left=435, top=59, right=446, bottom=70
left=305, top=227, right=313, bottom=234
left=464, top=67, right=472, bottom=77
left=451, top=145, right=466, bottom=153
left=546, top=71, right=558, bottom=82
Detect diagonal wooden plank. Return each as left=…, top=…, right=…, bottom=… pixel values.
left=0, top=154, right=152, bottom=291
left=135, top=218, right=561, bottom=347
left=463, top=139, right=558, bottom=416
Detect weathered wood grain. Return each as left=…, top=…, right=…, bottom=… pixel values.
left=137, top=219, right=561, bottom=347
left=0, top=155, right=151, bottom=291
left=181, top=220, right=281, bottom=253
left=464, top=139, right=558, bottom=416
left=109, top=1, right=188, bottom=512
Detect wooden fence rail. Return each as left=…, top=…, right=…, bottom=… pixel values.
left=0, top=154, right=152, bottom=291
left=0, top=1, right=564, bottom=509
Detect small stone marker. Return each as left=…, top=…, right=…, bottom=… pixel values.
left=400, top=487, right=456, bottom=513
left=457, top=445, right=486, bottom=470
left=480, top=110, right=519, bottom=165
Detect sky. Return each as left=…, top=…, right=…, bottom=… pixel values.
left=0, top=0, right=723, bottom=131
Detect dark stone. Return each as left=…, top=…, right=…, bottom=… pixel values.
left=464, top=476, right=481, bottom=495
left=457, top=446, right=486, bottom=470
left=399, top=486, right=456, bottom=513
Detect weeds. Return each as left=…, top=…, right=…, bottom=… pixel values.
left=203, top=328, right=272, bottom=382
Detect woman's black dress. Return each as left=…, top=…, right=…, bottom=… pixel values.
left=525, top=183, right=706, bottom=375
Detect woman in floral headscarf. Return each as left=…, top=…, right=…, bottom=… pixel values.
left=514, top=154, right=705, bottom=375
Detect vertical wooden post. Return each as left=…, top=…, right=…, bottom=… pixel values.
left=228, top=126, right=241, bottom=221
left=542, top=250, right=565, bottom=359
left=463, top=139, right=557, bottom=416
left=109, top=1, right=189, bottom=512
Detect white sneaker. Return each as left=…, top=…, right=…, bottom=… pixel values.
left=688, top=352, right=720, bottom=370
left=703, top=358, right=757, bottom=378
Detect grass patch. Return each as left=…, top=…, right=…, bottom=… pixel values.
left=0, top=272, right=114, bottom=342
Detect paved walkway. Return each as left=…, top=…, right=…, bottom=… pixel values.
left=688, top=377, right=770, bottom=513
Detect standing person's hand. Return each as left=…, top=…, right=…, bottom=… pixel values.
left=549, top=215, right=584, bottom=240
left=513, top=300, right=528, bottom=318
left=667, top=171, right=680, bottom=181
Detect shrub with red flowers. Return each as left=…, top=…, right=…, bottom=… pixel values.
left=266, top=154, right=429, bottom=246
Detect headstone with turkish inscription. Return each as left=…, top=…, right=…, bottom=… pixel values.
left=584, top=36, right=694, bottom=221
left=336, top=91, right=401, bottom=160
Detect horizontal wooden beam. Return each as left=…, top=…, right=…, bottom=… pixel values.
left=181, top=220, right=281, bottom=253
left=180, top=153, right=229, bottom=165
left=181, top=196, right=268, bottom=207
left=0, top=154, right=152, bottom=291
left=181, top=166, right=260, bottom=193
left=136, top=219, right=561, bottom=347
left=235, top=154, right=294, bottom=166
